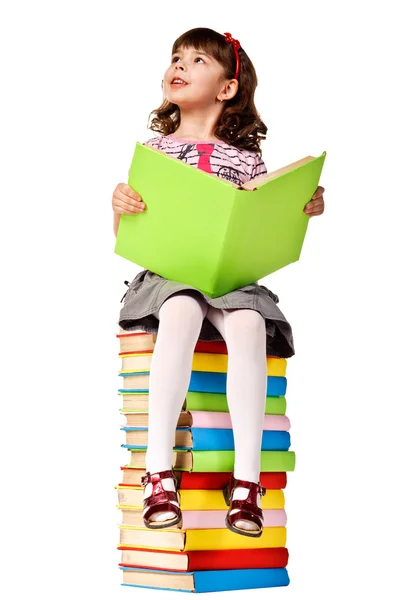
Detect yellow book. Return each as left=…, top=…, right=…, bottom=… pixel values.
left=115, top=486, right=284, bottom=510
left=119, top=352, right=286, bottom=376
left=119, top=525, right=286, bottom=551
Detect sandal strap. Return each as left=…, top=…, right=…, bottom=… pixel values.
left=143, top=489, right=179, bottom=510
left=141, top=469, right=176, bottom=487
left=233, top=478, right=266, bottom=497
left=228, top=505, right=263, bottom=531
left=229, top=498, right=264, bottom=519
left=224, top=474, right=266, bottom=504
left=143, top=500, right=180, bottom=521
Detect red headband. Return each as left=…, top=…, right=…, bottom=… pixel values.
left=224, top=32, right=241, bottom=79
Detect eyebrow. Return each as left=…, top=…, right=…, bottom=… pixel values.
left=172, top=50, right=212, bottom=60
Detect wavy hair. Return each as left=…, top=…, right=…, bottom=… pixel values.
left=147, top=28, right=267, bottom=155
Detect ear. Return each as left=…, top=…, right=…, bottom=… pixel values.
left=217, top=79, right=239, bottom=102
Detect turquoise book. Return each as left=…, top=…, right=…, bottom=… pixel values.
left=121, top=427, right=291, bottom=451
left=118, top=371, right=287, bottom=396
left=120, top=566, right=290, bottom=592
left=114, top=141, right=326, bottom=298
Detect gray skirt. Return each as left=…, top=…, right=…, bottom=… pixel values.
left=118, top=270, right=295, bottom=358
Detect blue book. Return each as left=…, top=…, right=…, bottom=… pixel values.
left=118, top=371, right=287, bottom=396
left=119, top=566, right=290, bottom=592
left=121, top=427, right=290, bottom=451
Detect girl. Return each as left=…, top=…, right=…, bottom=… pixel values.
left=112, top=28, right=325, bottom=538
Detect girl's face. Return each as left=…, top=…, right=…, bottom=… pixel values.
left=163, top=46, right=228, bottom=107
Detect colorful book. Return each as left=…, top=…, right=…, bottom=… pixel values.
left=116, top=486, right=284, bottom=510
left=119, top=371, right=287, bottom=396
left=121, top=428, right=291, bottom=451
left=119, top=351, right=286, bottom=376
left=120, top=391, right=287, bottom=415
left=119, top=468, right=287, bottom=489
left=127, top=449, right=296, bottom=472
left=114, top=141, right=326, bottom=297
left=122, top=410, right=290, bottom=430
left=120, top=565, right=290, bottom=592
left=118, top=507, right=287, bottom=529
left=119, top=525, right=286, bottom=551
left=117, top=330, right=230, bottom=355
left=118, top=546, right=289, bottom=572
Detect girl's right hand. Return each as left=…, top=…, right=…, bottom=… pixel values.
left=112, top=183, right=146, bottom=214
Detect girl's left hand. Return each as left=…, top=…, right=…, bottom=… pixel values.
left=304, top=186, right=325, bottom=217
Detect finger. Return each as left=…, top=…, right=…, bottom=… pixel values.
left=116, top=191, right=145, bottom=208
left=115, top=196, right=145, bottom=212
left=310, top=199, right=324, bottom=208
left=305, top=206, right=324, bottom=216
left=119, top=183, right=142, bottom=201
left=119, top=195, right=145, bottom=209
left=312, top=186, right=325, bottom=199
left=305, top=199, right=324, bottom=210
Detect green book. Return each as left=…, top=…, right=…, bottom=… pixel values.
left=184, top=391, right=286, bottom=415
left=128, top=449, right=296, bottom=472
left=119, top=391, right=287, bottom=415
left=115, top=142, right=326, bottom=298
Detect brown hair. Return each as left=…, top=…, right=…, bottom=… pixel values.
left=147, top=27, right=267, bottom=155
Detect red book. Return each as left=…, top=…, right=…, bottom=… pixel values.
left=119, top=467, right=287, bottom=490
left=118, top=546, right=289, bottom=572
left=117, top=330, right=228, bottom=355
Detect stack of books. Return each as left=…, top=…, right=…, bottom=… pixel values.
left=115, top=328, right=296, bottom=593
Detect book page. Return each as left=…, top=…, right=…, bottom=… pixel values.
left=241, top=156, right=316, bottom=191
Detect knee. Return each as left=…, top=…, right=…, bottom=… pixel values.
left=159, top=293, right=207, bottom=331
left=224, top=309, right=266, bottom=350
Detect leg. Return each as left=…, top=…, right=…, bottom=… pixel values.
left=207, top=306, right=267, bottom=533
left=143, top=292, right=208, bottom=525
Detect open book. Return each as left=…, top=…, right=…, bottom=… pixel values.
left=114, top=142, right=326, bottom=298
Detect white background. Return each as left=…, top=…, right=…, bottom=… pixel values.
left=1, top=1, right=398, bottom=598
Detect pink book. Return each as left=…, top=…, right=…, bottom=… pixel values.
left=189, top=411, right=290, bottom=431
left=177, top=509, right=286, bottom=529
left=118, top=510, right=287, bottom=529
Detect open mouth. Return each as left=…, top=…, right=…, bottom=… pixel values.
left=171, top=78, right=188, bottom=86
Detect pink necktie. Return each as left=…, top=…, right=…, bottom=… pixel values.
left=196, top=144, right=214, bottom=174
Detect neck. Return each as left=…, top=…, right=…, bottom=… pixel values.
left=175, top=105, right=223, bottom=142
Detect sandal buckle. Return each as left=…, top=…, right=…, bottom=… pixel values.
left=141, top=472, right=150, bottom=486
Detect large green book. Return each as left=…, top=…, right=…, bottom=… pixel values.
left=114, top=142, right=326, bottom=298
left=119, top=391, right=287, bottom=415
left=128, top=449, right=296, bottom=472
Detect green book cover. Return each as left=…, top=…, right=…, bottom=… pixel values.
left=119, top=391, right=287, bottom=415
left=128, top=450, right=296, bottom=472
left=114, top=142, right=326, bottom=298
left=185, top=391, right=286, bottom=415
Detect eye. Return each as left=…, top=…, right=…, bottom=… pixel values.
left=171, top=56, right=205, bottom=63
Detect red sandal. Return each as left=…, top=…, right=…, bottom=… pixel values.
left=223, top=474, right=266, bottom=538
left=141, top=469, right=182, bottom=529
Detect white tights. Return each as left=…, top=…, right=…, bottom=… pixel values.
left=144, top=292, right=267, bottom=529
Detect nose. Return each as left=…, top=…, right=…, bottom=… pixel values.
left=174, top=61, right=186, bottom=71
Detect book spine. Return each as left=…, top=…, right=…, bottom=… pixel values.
left=190, top=428, right=290, bottom=451
left=121, top=429, right=290, bottom=451
left=183, top=526, right=287, bottom=551
left=185, top=392, right=287, bottom=415
left=188, top=547, right=289, bottom=571
left=188, top=372, right=287, bottom=396
left=193, top=567, right=290, bottom=592
left=190, top=411, right=290, bottom=431
left=178, top=471, right=287, bottom=490
left=191, top=450, right=296, bottom=472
